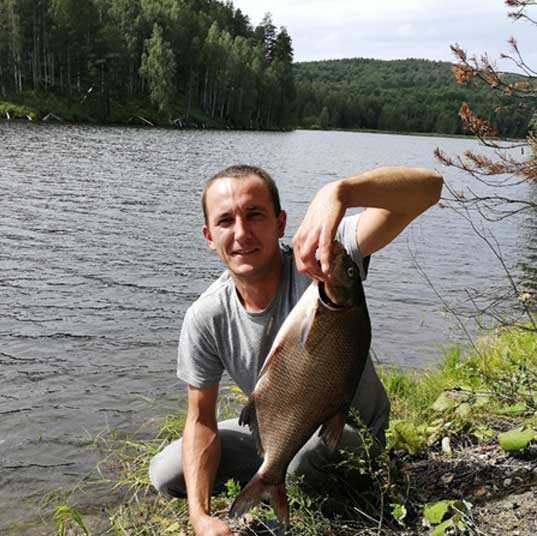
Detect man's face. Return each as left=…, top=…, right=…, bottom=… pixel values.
left=202, top=174, right=286, bottom=282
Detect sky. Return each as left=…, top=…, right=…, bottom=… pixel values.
left=231, top=0, right=537, bottom=70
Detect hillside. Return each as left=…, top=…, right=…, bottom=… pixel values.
left=293, top=57, right=531, bottom=137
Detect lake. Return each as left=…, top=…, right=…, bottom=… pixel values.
left=0, top=123, right=535, bottom=532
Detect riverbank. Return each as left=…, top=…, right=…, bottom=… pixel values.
left=0, top=93, right=475, bottom=138
left=0, top=92, right=222, bottom=129
left=31, top=323, right=535, bottom=536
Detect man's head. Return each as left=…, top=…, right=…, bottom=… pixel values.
left=201, top=165, right=286, bottom=283
left=202, top=165, right=281, bottom=225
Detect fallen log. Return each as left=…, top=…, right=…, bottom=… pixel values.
left=43, top=112, right=63, bottom=122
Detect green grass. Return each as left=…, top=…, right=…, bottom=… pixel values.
left=46, top=325, right=536, bottom=535
left=383, top=326, right=536, bottom=448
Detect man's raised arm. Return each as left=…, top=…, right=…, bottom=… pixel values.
left=293, top=166, right=443, bottom=279
left=182, top=384, right=232, bottom=536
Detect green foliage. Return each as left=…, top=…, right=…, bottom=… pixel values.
left=293, top=58, right=533, bottom=137
left=139, top=23, right=176, bottom=115
left=423, top=500, right=470, bottom=536
left=319, top=106, right=329, bottom=129
left=390, top=502, right=407, bottom=525
left=45, top=325, right=535, bottom=535
left=0, top=0, right=295, bottom=129
left=382, top=325, right=537, bottom=457
left=0, top=100, right=36, bottom=119
left=498, top=427, right=535, bottom=452
left=54, top=505, right=90, bottom=536
left=391, top=421, right=426, bottom=455
left=224, top=478, right=241, bottom=499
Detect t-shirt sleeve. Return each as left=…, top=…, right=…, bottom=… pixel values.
left=177, top=306, right=224, bottom=388
left=335, top=213, right=368, bottom=281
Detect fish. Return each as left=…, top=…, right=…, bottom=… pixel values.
left=229, top=242, right=371, bottom=524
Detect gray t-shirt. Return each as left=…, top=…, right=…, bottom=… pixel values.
left=177, top=214, right=390, bottom=436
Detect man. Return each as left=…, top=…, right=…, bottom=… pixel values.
left=150, top=164, right=443, bottom=536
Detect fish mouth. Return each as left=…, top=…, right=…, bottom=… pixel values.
left=318, top=282, right=345, bottom=310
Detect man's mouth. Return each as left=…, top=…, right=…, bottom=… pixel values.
left=232, top=248, right=258, bottom=256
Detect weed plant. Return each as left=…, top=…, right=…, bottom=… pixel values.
left=51, top=326, right=536, bottom=535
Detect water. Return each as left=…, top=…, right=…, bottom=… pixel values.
left=0, top=123, right=535, bottom=531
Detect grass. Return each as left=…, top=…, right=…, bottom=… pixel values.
left=45, top=325, right=536, bottom=535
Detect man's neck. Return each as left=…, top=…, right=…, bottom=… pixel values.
left=232, top=252, right=284, bottom=313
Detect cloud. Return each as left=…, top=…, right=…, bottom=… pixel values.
left=396, top=24, right=415, bottom=39
left=231, top=0, right=537, bottom=68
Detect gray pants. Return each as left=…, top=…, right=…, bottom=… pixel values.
left=149, top=418, right=385, bottom=498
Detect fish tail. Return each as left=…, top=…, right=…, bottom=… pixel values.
left=229, top=472, right=289, bottom=524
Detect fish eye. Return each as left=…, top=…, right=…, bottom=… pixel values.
left=346, top=266, right=357, bottom=279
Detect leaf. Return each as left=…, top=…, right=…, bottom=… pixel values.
left=424, top=501, right=468, bottom=532
left=498, top=427, right=535, bottom=452
left=432, top=514, right=467, bottom=535
left=497, top=403, right=527, bottom=417
left=441, top=436, right=452, bottom=455
left=392, top=421, right=426, bottom=456
left=390, top=503, right=407, bottom=525
left=455, top=402, right=471, bottom=419
left=473, top=425, right=496, bottom=442
left=423, top=501, right=452, bottom=525
left=225, top=478, right=242, bottom=498
left=431, top=517, right=453, bottom=536
left=431, top=392, right=457, bottom=412
left=473, top=394, right=490, bottom=408
left=473, top=485, right=487, bottom=497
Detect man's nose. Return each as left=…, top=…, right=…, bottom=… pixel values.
left=234, top=217, right=251, bottom=239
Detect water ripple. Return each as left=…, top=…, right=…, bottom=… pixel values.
left=1, top=122, right=535, bottom=531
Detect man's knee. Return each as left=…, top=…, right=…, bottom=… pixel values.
left=148, top=439, right=186, bottom=498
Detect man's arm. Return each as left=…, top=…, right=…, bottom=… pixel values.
left=182, top=384, right=232, bottom=536
left=292, top=166, right=443, bottom=279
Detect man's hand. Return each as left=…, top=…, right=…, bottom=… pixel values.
left=292, top=181, right=345, bottom=281
left=292, top=167, right=443, bottom=279
left=192, top=513, right=233, bottom=536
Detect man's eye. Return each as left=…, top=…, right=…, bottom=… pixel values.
left=218, top=217, right=232, bottom=226
left=248, top=211, right=264, bottom=219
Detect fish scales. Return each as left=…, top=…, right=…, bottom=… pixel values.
left=230, top=244, right=371, bottom=524
left=256, top=305, right=368, bottom=480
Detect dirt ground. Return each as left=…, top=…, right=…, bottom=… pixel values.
left=395, top=442, right=537, bottom=535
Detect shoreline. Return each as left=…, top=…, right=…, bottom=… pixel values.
left=0, top=112, right=477, bottom=141
left=1, top=94, right=482, bottom=140
left=6, top=324, right=535, bottom=535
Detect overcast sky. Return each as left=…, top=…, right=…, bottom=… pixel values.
left=231, top=0, right=536, bottom=70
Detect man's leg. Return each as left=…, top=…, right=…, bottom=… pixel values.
left=149, top=418, right=262, bottom=498
left=287, top=423, right=387, bottom=490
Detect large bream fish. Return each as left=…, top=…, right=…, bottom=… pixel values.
left=230, top=242, right=371, bottom=524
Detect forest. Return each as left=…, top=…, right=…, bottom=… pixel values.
left=0, top=0, right=295, bottom=128
left=293, top=57, right=533, bottom=137
left=0, top=0, right=534, bottom=136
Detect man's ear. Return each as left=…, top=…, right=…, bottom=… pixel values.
left=202, top=224, right=217, bottom=251
left=277, top=210, right=287, bottom=238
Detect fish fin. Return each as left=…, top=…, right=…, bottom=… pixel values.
left=229, top=473, right=289, bottom=524
left=257, top=341, right=284, bottom=379
left=239, top=397, right=264, bottom=455
left=319, top=408, right=348, bottom=452
left=299, top=303, right=317, bottom=349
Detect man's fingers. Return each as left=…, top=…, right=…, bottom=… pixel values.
left=293, top=228, right=326, bottom=281
left=318, top=228, right=335, bottom=276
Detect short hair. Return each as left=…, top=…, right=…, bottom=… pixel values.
left=201, top=165, right=281, bottom=224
